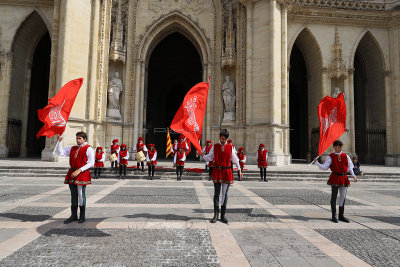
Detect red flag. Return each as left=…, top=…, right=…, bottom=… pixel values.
left=317, top=92, right=346, bottom=156
left=36, top=78, right=83, bottom=138
left=170, top=81, right=209, bottom=156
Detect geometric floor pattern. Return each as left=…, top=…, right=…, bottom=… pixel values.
left=1, top=176, right=400, bottom=266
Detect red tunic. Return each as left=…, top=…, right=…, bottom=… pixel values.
left=119, top=150, right=128, bottom=165
left=65, top=145, right=92, bottom=185
left=111, top=144, right=120, bottom=154
left=94, top=152, right=104, bottom=168
left=211, top=143, right=234, bottom=184
left=237, top=152, right=246, bottom=169
left=328, top=153, right=350, bottom=187
left=175, top=151, right=185, bottom=166
left=257, top=150, right=268, bottom=167
left=205, top=145, right=214, bottom=167
left=147, top=149, right=157, bottom=166
left=136, top=143, right=146, bottom=152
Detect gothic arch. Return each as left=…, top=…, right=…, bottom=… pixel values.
left=7, top=11, right=51, bottom=157
left=289, top=27, right=323, bottom=160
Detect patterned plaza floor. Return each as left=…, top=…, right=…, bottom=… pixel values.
left=0, top=176, right=399, bottom=266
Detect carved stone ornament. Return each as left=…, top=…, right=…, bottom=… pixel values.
left=291, top=0, right=386, bottom=11
left=328, top=27, right=347, bottom=79
left=110, top=0, right=127, bottom=63
left=148, top=0, right=206, bottom=19
left=222, top=4, right=236, bottom=67
left=107, top=72, right=123, bottom=119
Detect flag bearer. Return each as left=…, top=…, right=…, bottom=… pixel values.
left=174, top=146, right=186, bottom=181
left=313, top=140, right=358, bottom=223
left=94, top=147, right=105, bottom=179
left=203, top=129, right=242, bottom=224
left=118, top=144, right=129, bottom=180
left=56, top=133, right=94, bottom=224
left=133, top=137, right=147, bottom=172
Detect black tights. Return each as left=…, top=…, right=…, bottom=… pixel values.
left=148, top=165, right=155, bottom=177
left=119, top=165, right=127, bottom=178
left=176, top=166, right=184, bottom=179
left=137, top=162, right=144, bottom=171
left=213, top=182, right=230, bottom=209
left=111, top=161, right=118, bottom=170
left=259, top=168, right=267, bottom=180
left=94, top=168, right=102, bottom=178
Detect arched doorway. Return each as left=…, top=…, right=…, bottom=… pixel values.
left=7, top=12, right=51, bottom=157
left=354, top=32, right=386, bottom=164
left=145, top=32, right=202, bottom=159
left=289, top=29, right=323, bottom=161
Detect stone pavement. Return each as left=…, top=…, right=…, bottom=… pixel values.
left=0, top=173, right=400, bottom=266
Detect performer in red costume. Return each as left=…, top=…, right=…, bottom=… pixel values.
left=203, top=129, right=242, bottom=224
left=56, top=132, right=94, bottom=224
left=174, top=146, right=186, bottom=181
left=118, top=144, right=129, bottom=180
left=257, top=144, right=268, bottom=182
left=178, top=135, right=189, bottom=153
left=202, top=140, right=213, bottom=173
left=146, top=144, right=157, bottom=180
left=94, top=147, right=105, bottom=179
left=109, top=139, right=120, bottom=171
left=314, top=140, right=358, bottom=223
left=237, top=147, right=246, bottom=181
left=133, top=137, right=147, bottom=172
left=171, top=139, right=178, bottom=156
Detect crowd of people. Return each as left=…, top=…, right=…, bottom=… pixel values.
left=56, top=130, right=360, bottom=225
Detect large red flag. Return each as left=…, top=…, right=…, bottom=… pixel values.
left=170, top=81, right=209, bottom=156
left=317, top=92, right=346, bottom=156
left=36, top=78, right=83, bottom=138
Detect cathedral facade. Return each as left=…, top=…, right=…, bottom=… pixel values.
left=0, top=0, right=399, bottom=166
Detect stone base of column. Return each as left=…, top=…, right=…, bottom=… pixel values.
left=385, top=154, right=400, bottom=166
left=0, top=145, right=8, bottom=158
left=41, top=147, right=59, bottom=162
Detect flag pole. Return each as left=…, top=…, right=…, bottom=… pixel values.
left=52, top=140, right=59, bottom=155
left=307, top=155, right=319, bottom=167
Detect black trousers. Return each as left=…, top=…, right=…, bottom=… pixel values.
left=94, top=168, right=102, bottom=178
left=176, top=166, right=184, bottom=179
left=148, top=165, right=155, bottom=177
left=119, top=165, right=127, bottom=177
left=259, top=167, right=267, bottom=179
left=111, top=161, right=118, bottom=170
left=213, top=182, right=230, bottom=209
left=137, top=162, right=144, bottom=171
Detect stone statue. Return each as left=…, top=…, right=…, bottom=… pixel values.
left=108, top=72, right=123, bottom=110
left=107, top=72, right=123, bottom=119
left=222, top=75, right=235, bottom=112
left=331, top=86, right=342, bottom=98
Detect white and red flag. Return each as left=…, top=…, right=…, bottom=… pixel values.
left=36, top=78, right=83, bottom=138
left=170, top=80, right=210, bottom=156
left=317, top=92, right=346, bottom=156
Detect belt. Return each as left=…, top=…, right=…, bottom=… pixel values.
left=332, top=172, right=347, bottom=176
left=215, top=166, right=232, bottom=170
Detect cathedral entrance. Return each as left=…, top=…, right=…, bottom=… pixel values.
left=145, top=32, right=202, bottom=159
left=7, top=12, right=51, bottom=157
left=354, top=32, right=386, bottom=164
left=289, top=44, right=308, bottom=160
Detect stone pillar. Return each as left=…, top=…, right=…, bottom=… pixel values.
left=243, top=0, right=253, bottom=125
left=347, top=68, right=355, bottom=154
left=133, top=60, right=141, bottom=144
left=384, top=71, right=393, bottom=155
left=0, top=52, right=13, bottom=158
left=280, top=3, right=289, bottom=161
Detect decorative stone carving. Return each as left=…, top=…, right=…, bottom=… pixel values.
left=107, top=72, right=123, bottom=119
left=328, top=27, right=347, bottom=79
left=331, top=86, right=343, bottom=98
left=222, top=3, right=236, bottom=67
left=110, top=0, right=127, bottom=63
left=222, top=74, right=236, bottom=122
left=147, top=0, right=206, bottom=19
left=291, top=0, right=386, bottom=11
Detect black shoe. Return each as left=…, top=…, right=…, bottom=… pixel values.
left=331, top=204, right=338, bottom=223
left=332, top=216, right=338, bottom=223
left=339, top=206, right=350, bottom=223
left=210, top=209, right=219, bottom=223
left=264, top=179, right=268, bottom=182
left=118, top=176, right=121, bottom=180
left=220, top=207, right=228, bottom=224
left=78, top=206, right=86, bottom=223
left=64, top=206, right=78, bottom=224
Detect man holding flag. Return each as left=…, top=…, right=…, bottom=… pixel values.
left=311, top=92, right=357, bottom=223
left=36, top=78, right=94, bottom=224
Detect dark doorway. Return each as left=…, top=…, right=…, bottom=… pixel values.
left=26, top=32, right=51, bottom=156
left=354, top=33, right=386, bottom=164
left=289, top=44, right=308, bottom=160
left=146, top=32, right=202, bottom=159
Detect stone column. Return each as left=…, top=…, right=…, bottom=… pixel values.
left=280, top=3, right=289, bottom=158
left=0, top=52, right=13, bottom=158
left=384, top=71, right=393, bottom=155
left=133, top=60, right=141, bottom=144
left=242, top=0, right=253, bottom=125
left=347, top=68, right=355, bottom=154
